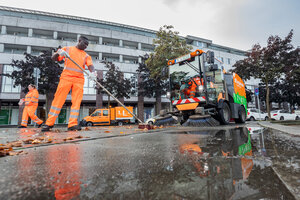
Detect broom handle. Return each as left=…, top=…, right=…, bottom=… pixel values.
left=66, top=56, right=144, bottom=124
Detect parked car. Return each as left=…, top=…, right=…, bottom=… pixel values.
left=145, top=115, right=178, bottom=125
left=271, top=110, right=300, bottom=121
left=247, top=108, right=268, bottom=121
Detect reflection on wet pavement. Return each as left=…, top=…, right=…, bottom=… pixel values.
left=0, top=125, right=298, bottom=199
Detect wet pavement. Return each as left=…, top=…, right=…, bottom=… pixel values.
left=0, top=123, right=299, bottom=199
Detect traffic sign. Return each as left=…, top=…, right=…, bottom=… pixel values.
left=255, top=88, right=259, bottom=96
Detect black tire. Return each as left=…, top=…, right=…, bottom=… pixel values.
left=249, top=116, right=255, bottom=121
left=235, top=106, right=246, bottom=124
left=265, top=116, right=269, bottom=121
left=118, top=121, right=123, bottom=126
left=295, top=116, right=299, bottom=120
left=148, top=121, right=154, bottom=125
left=218, top=102, right=231, bottom=125
left=280, top=116, right=284, bottom=121
left=86, top=122, right=93, bottom=126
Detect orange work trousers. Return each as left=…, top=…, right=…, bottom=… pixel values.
left=45, top=78, right=83, bottom=128
left=21, top=106, right=43, bottom=127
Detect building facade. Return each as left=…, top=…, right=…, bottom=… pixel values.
left=0, top=6, right=255, bottom=125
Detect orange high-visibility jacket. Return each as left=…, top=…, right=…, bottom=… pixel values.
left=57, top=46, right=93, bottom=83
left=24, top=89, right=39, bottom=106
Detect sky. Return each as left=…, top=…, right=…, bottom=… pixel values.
left=0, top=0, right=299, bottom=51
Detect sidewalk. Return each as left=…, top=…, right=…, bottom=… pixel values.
left=258, top=121, right=300, bottom=136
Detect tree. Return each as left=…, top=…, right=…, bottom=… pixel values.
left=145, top=25, right=192, bottom=114
left=232, top=30, right=295, bottom=117
left=98, top=61, right=132, bottom=107
left=7, top=50, right=62, bottom=118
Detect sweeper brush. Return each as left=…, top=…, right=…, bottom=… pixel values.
left=183, top=115, right=220, bottom=127
left=154, top=115, right=178, bottom=126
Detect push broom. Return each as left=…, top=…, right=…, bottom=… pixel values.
left=64, top=53, right=152, bottom=130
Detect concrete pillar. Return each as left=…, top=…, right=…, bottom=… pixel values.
left=119, top=39, right=123, bottom=47
left=96, top=70, right=103, bottom=108
left=119, top=72, right=124, bottom=105
left=53, top=31, right=58, bottom=39
left=27, top=46, right=31, bottom=54
left=0, top=64, right=3, bottom=94
left=99, top=37, right=103, bottom=45
left=137, top=74, right=144, bottom=122
left=77, top=34, right=81, bottom=41
left=18, top=89, right=26, bottom=126
left=28, top=28, right=33, bottom=37
left=119, top=55, right=123, bottom=63
left=0, top=44, right=4, bottom=52
left=138, top=42, right=141, bottom=50
left=98, top=52, right=102, bottom=61
left=1, top=25, right=7, bottom=34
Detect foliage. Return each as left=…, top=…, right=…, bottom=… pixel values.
left=146, top=25, right=192, bottom=81
left=232, top=30, right=298, bottom=116
left=7, top=51, right=61, bottom=95
left=98, top=62, right=133, bottom=105
left=137, top=55, right=168, bottom=98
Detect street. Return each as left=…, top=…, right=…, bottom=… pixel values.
left=0, top=123, right=299, bottom=199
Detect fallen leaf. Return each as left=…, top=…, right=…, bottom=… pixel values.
left=23, top=139, right=34, bottom=144
left=6, top=141, right=23, bottom=147
left=84, top=127, right=91, bottom=131
left=120, top=132, right=124, bottom=134
left=32, top=139, right=41, bottom=144
left=63, top=137, right=74, bottom=141
left=9, top=151, right=23, bottom=156
left=74, top=135, right=83, bottom=139
left=104, top=131, right=110, bottom=133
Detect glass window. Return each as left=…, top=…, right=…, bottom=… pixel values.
left=227, top=58, right=230, bottom=64
left=103, top=110, right=108, bottom=116
left=92, top=110, right=101, bottom=116
left=1, top=65, right=21, bottom=93
left=83, top=71, right=96, bottom=95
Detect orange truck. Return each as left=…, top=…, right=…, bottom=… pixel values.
left=80, top=106, right=134, bottom=126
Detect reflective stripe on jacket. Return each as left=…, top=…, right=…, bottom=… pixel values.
left=57, top=46, right=93, bottom=81
left=25, top=89, right=39, bottom=106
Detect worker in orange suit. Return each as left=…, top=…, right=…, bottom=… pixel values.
left=19, top=84, right=43, bottom=128
left=41, top=36, right=96, bottom=131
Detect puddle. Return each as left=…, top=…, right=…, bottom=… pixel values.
left=0, top=126, right=298, bottom=199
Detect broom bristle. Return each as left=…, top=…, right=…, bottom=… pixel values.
left=183, top=115, right=220, bottom=127
left=154, top=116, right=177, bottom=126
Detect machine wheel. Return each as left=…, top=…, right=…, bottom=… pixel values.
left=235, top=106, right=246, bottom=124
left=148, top=121, right=154, bottom=125
left=249, top=116, right=255, bottom=121
left=295, top=116, right=299, bottom=120
left=118, top=121, right=123, bottom=126
left=218, top=102, right=231, bottom=125
left=86, top=122, right=93, bottom=126
left=280, top=116, right=284, bottom=121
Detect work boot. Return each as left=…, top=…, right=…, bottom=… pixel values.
left=41, top=125, right=53, bottom=132
left=18, top=125, right=27, bottom=128
left=67, top=125, right=82, bottom=131
left=37, top=122, right=44, bottom=128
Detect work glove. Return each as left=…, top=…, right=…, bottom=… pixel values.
left=88, top=71, right=97, bottom=81
left=57, top=49, right=70, bottom=58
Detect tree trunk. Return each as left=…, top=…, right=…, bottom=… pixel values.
left=266, top=82, right=270, bottom=118
left=137, top=74, right=144, bottom=122
left=18, top=90, right=26, bottom=125
left=155, top=91, right=162, bottom=115
left=45, top=93, right=54, bottom=119
left=96, top=70, right=103, bottom=108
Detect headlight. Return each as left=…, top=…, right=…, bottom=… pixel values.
left=167, top=92, right=171, bottom=98
left=198, top=85, right=204, bottom=93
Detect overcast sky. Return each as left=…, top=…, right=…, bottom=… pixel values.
left=0, top=0, right=299, bottom=50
